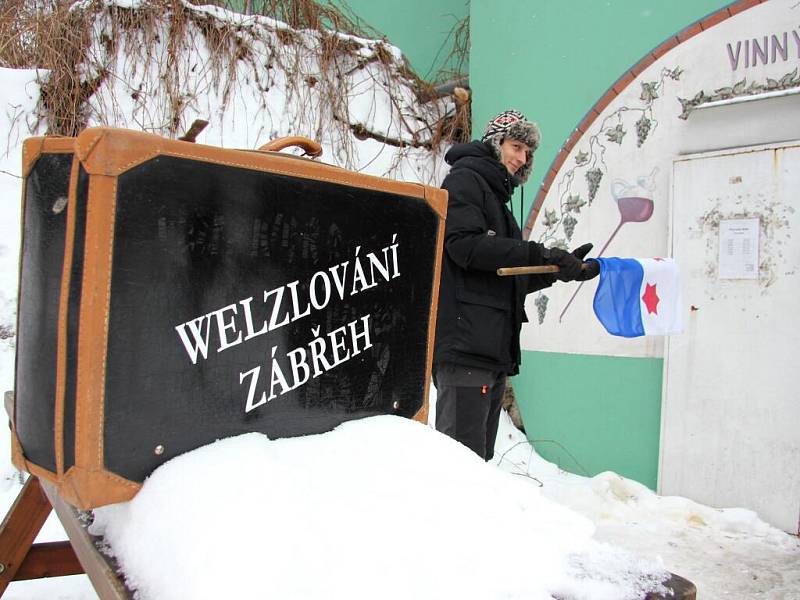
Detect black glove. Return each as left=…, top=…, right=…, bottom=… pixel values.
left=541, top=246, right=583, bottom=282
left=572, top=243, right=592, bottom=261
left=578, top=259, right=600, bottom=281
left=572, top=243, right=600, bottom=281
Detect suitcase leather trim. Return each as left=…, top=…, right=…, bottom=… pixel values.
left=13, top=137, right=76, bottom=482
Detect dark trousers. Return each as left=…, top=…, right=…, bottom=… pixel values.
left=433, top=364, right=506, bottom=461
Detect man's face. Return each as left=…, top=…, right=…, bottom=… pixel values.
left=498, top=137, right=531, bottom=176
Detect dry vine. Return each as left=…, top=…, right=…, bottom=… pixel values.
left=0, top=0, right=471, bottom=180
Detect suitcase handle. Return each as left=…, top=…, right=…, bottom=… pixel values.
left=258, top=136, right=323, bottom=158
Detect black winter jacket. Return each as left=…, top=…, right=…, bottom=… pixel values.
left=433, top=141, right=554, bottom=375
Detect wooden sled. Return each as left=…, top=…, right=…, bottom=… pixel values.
left=1, top=391, right=131, bottom=597
left=0, top=476, right=132, bottom=598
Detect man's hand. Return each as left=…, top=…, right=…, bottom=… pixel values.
left=540, top=243, right=600, bottom=282
left=543, top=246, right=583, bottom=281
left=571, top=243, right=599, bottom=281
left=571, top=243, right=593, bottom=260
left=527, top=242, right=600, bottom=282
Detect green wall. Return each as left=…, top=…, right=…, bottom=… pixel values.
left=468, top=0, right=731, bottom=487
left=470, top=0, right=730, bottom=210
left=338, top=0, right=469, bottom=80
left=515, top=352, right=664, bottom=489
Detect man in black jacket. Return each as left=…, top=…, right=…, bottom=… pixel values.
left=433, top=110, right=598, bottom=460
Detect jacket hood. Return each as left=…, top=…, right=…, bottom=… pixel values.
left=444, top=141, right=515, bottom=201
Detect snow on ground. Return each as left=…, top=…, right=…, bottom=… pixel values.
left=2, top=401, right=799, bottom=599
left=85, top=416, right=669, bottom=600
left=0, top=6, right=799, bottom=597
left=493, top=414, right=800, bottom=599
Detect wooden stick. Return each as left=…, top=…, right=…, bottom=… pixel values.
left=177, top=119, right=209, bottom=143
left=497, top=265, right=559, bottom=276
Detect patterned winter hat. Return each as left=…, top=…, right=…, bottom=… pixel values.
left=481, top=110, right=541, bottom=185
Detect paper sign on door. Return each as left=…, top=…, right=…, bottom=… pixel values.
left=718, top=218, right=759, bottom=280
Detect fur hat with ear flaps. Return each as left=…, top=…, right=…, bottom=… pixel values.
left=481, top=110, right=541, bottom=185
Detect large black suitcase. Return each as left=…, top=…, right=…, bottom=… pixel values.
left=12, top=128, right=446, bottom=508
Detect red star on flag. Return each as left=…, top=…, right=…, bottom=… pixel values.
left=642, top=283, right=660, bottom=314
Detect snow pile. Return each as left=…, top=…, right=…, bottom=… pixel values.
left=90, top=416, right=670, bottom=600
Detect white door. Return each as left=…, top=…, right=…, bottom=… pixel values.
left=662, top=142, right=800, bottom=534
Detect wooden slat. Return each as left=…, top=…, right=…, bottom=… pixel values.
left=40, top=480, right=132, bottom=600
left=0, top=477, right=51, bottom=594
left=14, top=541, right=83, bottom=580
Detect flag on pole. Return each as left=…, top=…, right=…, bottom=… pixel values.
left=591, top=257, right=683, bottom=337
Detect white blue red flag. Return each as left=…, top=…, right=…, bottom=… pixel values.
left=591, top=257, right=683, bottom=337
